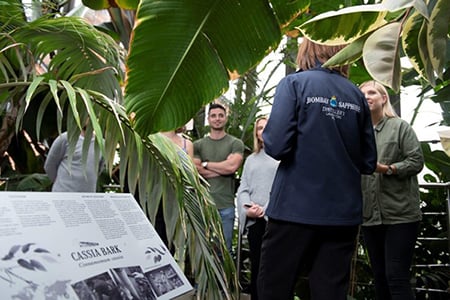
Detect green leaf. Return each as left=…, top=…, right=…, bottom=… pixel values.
left=402, top=11, right=428, bottom=81
left=430, top=84, right=450, bottom=104
left=439, top=98, right=450, bottom=125
left=18, top=17, right=123, bottom=101
left=115, top=0, right=140, bottom=10
left=298, top=4, right=388, bottom=45
left=382, top=0, right=429, bottom=20
left=60, top=80, right=81, bottom=128
left=323, top=34, right=366, bottom=67
left=426, top=0, right=450, bottom=78
left=422, top=143, right=450, bottom=178
left=417, top=21, right=436, bottom=86
left=36, top=93, right=54, bottom=141
left=76, top=87, right=105, bottom=154
left=24, top=76, right=44, bottom=111
left=81, top=0, right=110, bottom=10
left=48, top=79, right=62, bottom=114
left=125, top=0, right=303, bottom=136
left=270, top=0, right=310, bottom=29
left=0, top=43, right=24, bottom=82
left=0, top=0, right=27, bottom=31
left=363, top=22, right=402, bottom=92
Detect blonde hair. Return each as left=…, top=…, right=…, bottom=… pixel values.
left=359, top=80, right=398, bottom=118
left=253, top=116, right=268, bottom=153
left=297, top=38, right=349, bottom=78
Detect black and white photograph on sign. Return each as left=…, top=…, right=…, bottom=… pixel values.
left=72, top=267, right=157, bottom=300
left=145, top=264, right=184, bottom=297
left=72, top=272, right=118, bottom=299
left=111, top=266, right=157, bottom=300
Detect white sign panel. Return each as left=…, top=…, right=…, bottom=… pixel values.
left=0, top=192, right=193, bottom=299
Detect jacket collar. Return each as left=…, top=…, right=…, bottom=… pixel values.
left=374, top=116, right=388, bottom=132
left=297, top=65, right=341, bottom=76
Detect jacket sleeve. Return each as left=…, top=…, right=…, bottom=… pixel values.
left=359, top=98, right=377, bottom=174
left=394, top=121, right=424, bottom=178
left=263, top=77, right=298, bottom=160
left=236, top=159, right=251, bottom=234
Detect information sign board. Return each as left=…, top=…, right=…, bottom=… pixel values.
left=0, top=192, right=193, bottom=299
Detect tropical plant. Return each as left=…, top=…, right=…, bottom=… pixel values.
left=297, top=0, right=449, bottom=125
left=2, top=0, right=448, bottom=298
left=0, top=1, right=236, bottom=298
left=0, top=0, right=315, bottom=298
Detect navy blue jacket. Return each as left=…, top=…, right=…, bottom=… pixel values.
left=263, top=68, right=377, bottom=225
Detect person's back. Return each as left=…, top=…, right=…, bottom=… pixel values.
left=264, top=68, right=376, bottom=225
left=44, top=131, right=103, bottom=192
left=258, top=39, right=377, bottom=300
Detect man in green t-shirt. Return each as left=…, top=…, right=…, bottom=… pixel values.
left=194, top=103, right=244, bottom=253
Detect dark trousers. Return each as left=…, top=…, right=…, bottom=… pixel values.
left=247, top=218, right=267, bottom=300
left=362, top=222, right=419, bottom=300
left=257, top=219, right=358, bottom=300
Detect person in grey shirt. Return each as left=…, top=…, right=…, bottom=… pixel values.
left=44, top=129, right=104, bottom=192
left=237, top=116, right=279, bottom=300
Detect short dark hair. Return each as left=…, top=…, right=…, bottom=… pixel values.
left=208, top=103, right=226, bottom=114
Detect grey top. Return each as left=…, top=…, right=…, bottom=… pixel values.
left=44, top=132, right=104, bottom=192
left=237, top=149, right=279, bottom=234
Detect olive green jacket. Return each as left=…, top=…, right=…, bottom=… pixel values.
left=362, top=117, right=424, bottom=226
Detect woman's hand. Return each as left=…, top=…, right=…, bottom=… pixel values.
left=245, top=203, right=265, bottom=218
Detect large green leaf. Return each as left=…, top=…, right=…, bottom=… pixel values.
left=298, top=4, right=388, bottom=45
left=125, top=0, right=305, bottom=136
left=363, top=22, right=402, bottom=92
left=295, top=0, right=447, bottom=89
left=402, top=11, right=428, bottom=81
left=323, top=34, right=367, bottom=67
left=426, top=0, right=450, bottom=79
left=431, top=84, right=450, bottom=104
left=270, top=0, right=310, bottom=27
left=422, top=143, right=450, bottom=180
left=14, top=17, right=123, bottom=100
left=417, top=20, right=436, bottom=86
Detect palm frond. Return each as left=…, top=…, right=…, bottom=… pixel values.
left=15, top=76, right=236, bottom=297
left=145, top=134, right=238, bottom=298
left=13, top=16, right=123, bottom=100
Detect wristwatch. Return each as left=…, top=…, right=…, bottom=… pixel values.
left=201, top=161, right=208, bottom=168
left=385, top=165, right=393, bottom=175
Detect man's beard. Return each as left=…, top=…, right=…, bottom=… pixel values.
left=211, top=124, right=225, bottom=131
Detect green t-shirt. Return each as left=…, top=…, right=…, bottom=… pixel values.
left=194, top=134, right=245, bottom=209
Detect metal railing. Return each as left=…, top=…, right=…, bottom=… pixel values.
left=418, top=182, right=450, bottom=250
left=413, top=182, right=450, bottom=297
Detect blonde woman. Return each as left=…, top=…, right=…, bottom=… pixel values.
left=237, top=116, right=279, bottom=300
left=360, top=80, right=424, bottom=300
